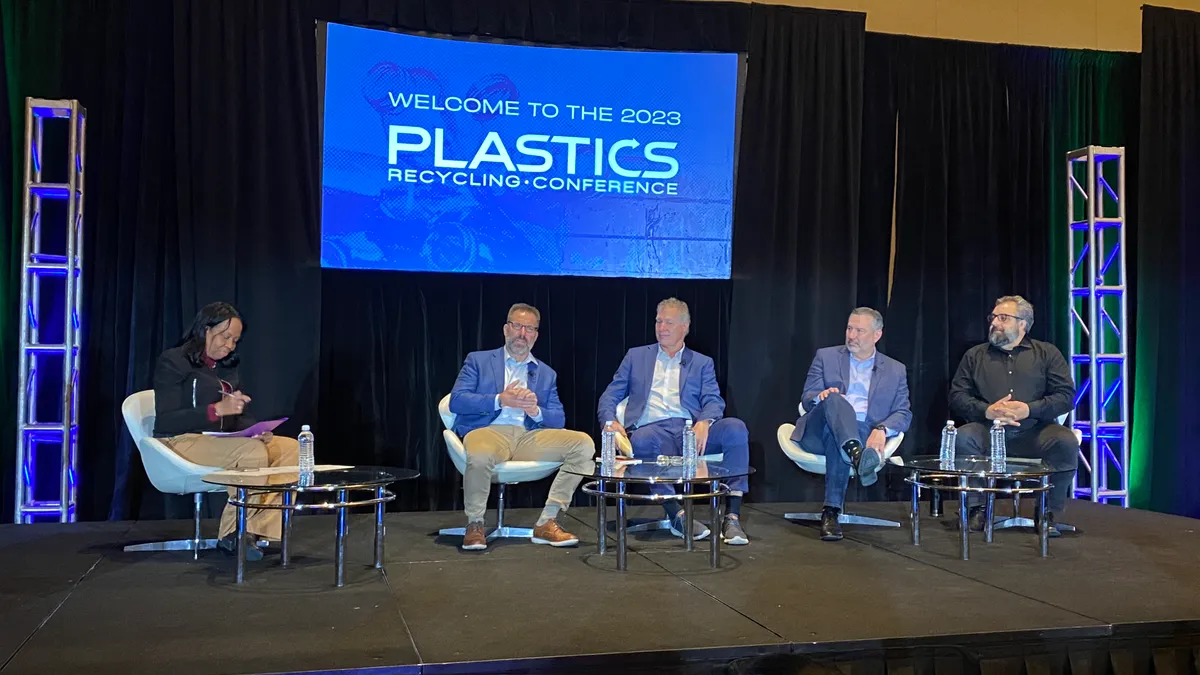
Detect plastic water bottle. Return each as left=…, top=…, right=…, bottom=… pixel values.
left=298, top=424, right=315, bottom=477
left=682, top=420, right=698, bottom=471
left=939, top=420, right=957, bottom=468
left=989, top=419, right=1007, bottom=472
left=601, top=421, right=617, bottom=474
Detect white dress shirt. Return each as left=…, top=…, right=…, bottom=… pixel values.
left=635, top=346, right=692, bottom=428
left=492, top=350, right=544, bottom=427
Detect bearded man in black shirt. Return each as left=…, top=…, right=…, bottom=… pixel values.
left=949, top=295, right=1079, bottom=536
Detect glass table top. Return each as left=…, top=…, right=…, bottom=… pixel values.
left=565, top=458, right=754, bottom=484
left=203, top=466, right=418, bottom=491
left=902, top=455, right=1067, bottom=477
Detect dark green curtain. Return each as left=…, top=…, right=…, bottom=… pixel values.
left=0, top=0, right=71, bottom=521
left=1044, top=50, right=1140, bottom=383
left=1132, top=6, right=1200, bottom=515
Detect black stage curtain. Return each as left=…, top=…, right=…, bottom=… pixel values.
left=316, top=2, right=865, bottom=512
left=0, top=0, right=1149, bottom=521
left=314, top=0, right=753, bottom=514
left=725, top=6, right=866, bottom=502
left=1132, top=6, right=1200, bottom=516
left=0, top=0, right=872, bottom=520
left=861, top=34, right=1139, bottom=468
left=320, top=274, right=731, bottom=511
left=0, top=0, right=323, bottom=522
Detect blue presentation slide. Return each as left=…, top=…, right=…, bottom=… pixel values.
left=320, top=23, right=739, bottom=279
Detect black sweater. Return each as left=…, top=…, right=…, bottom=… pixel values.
left=152, top=345, right=255, bottom=437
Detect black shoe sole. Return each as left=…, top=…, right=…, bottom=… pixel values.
left=820, top=531, right=844, bottom=542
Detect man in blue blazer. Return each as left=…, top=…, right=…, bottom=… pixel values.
left=791, top=307, right=912, bottom=541
left=449, top=303, right=595, bottom=551
left=598, top=298, right=752, bottom=546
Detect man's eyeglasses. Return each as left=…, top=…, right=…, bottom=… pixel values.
left=987, top=313, right=1028, bottom=324
left=507, top=321, right=539, bottom=334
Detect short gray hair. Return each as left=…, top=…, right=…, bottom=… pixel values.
left=995, top=295, right=1034, bottom=329
left=657, top=297, right=690, bottom=324
left=850, top=307, right=883, bottom=331
left=507, top=303, right=540, bottom=324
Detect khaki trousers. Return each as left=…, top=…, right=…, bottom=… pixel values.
left=167, top=434, right=300, bottom=540
left=463, top=425, right=596, bottom=523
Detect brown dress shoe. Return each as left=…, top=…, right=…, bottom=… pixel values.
left=461, top=522, right=488, bottom=551
left=531, top=519, right=579, bottom=547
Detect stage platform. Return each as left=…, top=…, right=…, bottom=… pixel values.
left=3, top=498, right=1200, bottom=675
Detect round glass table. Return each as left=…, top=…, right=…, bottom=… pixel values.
left=903, top=456, right=1063, bottom=560
left=203, top=466, right=419, bottom=586
left=565, top=459, right=754, bottom=571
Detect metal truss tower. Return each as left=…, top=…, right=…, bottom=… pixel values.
left=14, top=98, right=86, bottom=523
left=1066, top=146, right=1129, bottom=506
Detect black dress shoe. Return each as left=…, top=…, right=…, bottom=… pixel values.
left=820, top=506, right=843, bottom=541
left=1037, top=511, right=1062, bottom=538
left=841, top=439, right=865, bottom=471
left=218, top=533, right=264, bottom=561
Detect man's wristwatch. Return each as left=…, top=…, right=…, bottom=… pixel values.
left=873, top=424, right=887, bottom=432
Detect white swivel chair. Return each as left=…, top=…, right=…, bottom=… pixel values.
left=436, top=394, right=563, bottom=542
left=777, top=402, right=905, bottom=528
left=120, top=390, right=225, bottom=559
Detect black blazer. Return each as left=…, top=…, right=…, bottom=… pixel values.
left=152, top=345, right=255, bottom=437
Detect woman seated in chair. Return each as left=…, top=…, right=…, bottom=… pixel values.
left=152, top=301, right=298, bottom=561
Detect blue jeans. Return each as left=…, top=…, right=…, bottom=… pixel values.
left=628, top=417, right=751, bottom=497
left=798, top=394, right=870, bottom=510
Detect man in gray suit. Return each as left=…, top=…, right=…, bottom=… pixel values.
left=791, top=307, right=912, bottom=541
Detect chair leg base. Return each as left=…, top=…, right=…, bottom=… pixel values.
left=123, top=538, right=220, bottom=553
left=437, top=526, right=534, bottom=540
left=993, top=516, right=1076, bottom=532
left=784, top=512, right=901, bottom=528
left=605, top=518, right=672, bottom=533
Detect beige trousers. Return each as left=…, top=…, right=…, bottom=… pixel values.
left=167, top=433, right=300, bottom=540
left=463, top=425, right=596, bottom=523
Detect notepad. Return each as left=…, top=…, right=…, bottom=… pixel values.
left=202, top=418, right=287, bottom=438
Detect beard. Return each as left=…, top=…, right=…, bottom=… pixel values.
left=988, top=325, right=1018, bottom=347
left=506, top=337, right=529, bottom=355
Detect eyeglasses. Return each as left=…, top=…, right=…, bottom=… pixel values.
left=987, top=313, right=1028, bottom=324
left=507, top=321, right=539, bottom=334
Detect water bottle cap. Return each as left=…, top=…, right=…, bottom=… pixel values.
left=301, top=425, right=311, bottom=431
left=946, top=420, right=954, bottom=425
left=605, top=420, right=612, bottom=428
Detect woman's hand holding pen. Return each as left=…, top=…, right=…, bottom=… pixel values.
left=214, top=390, right=251, bottom=417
